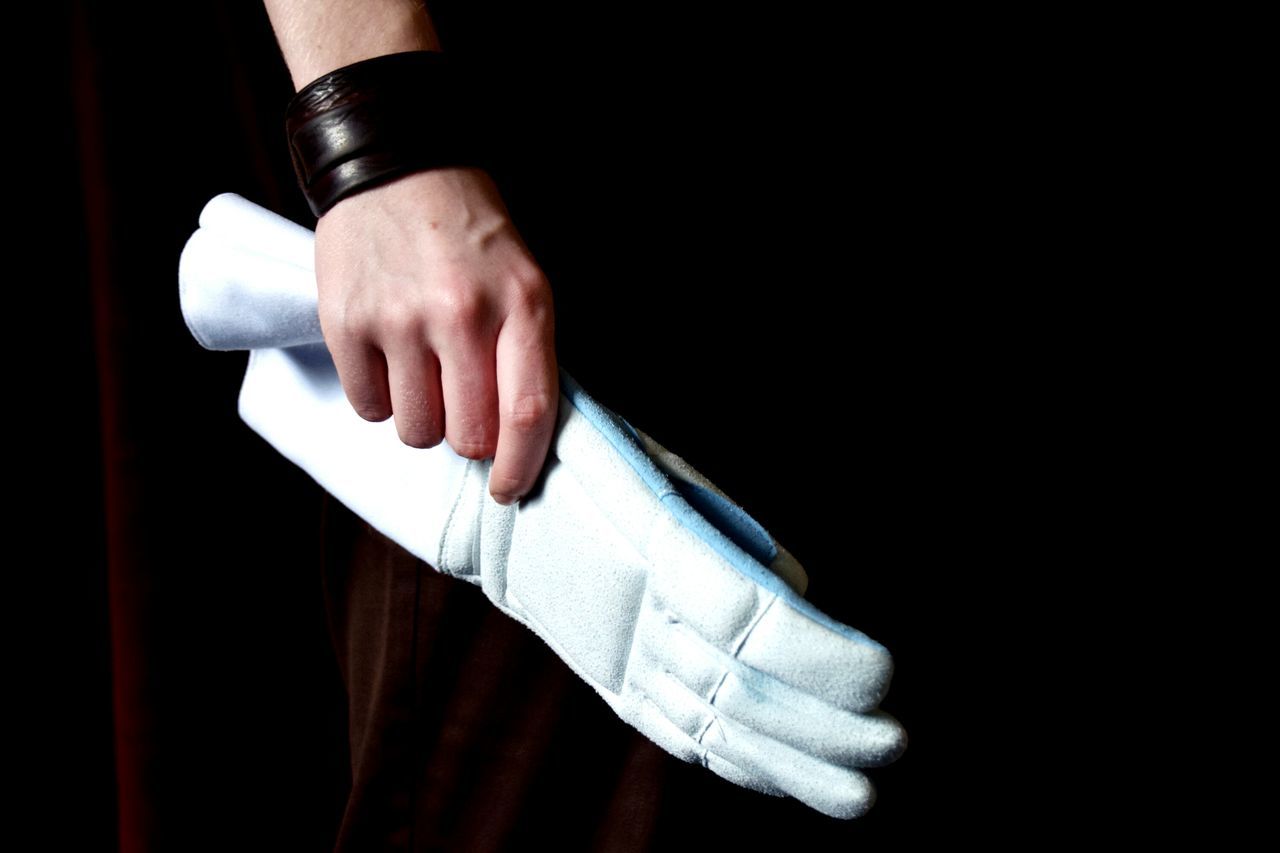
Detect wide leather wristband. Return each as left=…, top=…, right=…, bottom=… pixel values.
left=284, top=50, right=491, bottom=218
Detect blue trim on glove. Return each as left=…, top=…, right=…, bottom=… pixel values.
left=557, top=367, right=885, bottom=652
left=669, top=477, right=778, bottom=567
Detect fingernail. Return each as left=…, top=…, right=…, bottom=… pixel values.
left=492, top=492, right=519, bottom=506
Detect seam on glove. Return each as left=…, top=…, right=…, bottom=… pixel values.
left=730, top=593, right=779, bottom=661
left=436, top=457, right=476, bottom=575
left=628, top=686, right=713, bottom=768
left=615, top=576, right=653, bottom=702
left=696, top=716, right=727, bottom=758
left=690, top=594, right=777, bottom=745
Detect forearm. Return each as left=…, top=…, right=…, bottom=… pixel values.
left=262, top=0, right=442, bottom=90
left=263, top=1, right=558, bottom=498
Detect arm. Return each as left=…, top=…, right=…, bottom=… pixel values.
left=262, top=0, right=558, bottom=506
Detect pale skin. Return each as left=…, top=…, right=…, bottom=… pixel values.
left=262, top=0, right=558, bottom=506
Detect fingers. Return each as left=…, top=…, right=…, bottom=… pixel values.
left=322, top=302, right=447, bottom=449
left=440, top=318, right=499, bottom=461
left=699, top=711, right=879, bottom=820
left=734, top=597, right=896, bottom=713
left=624, top=689, right=788, bottom=799
left=326, top=281, right=554, bottom=480
left=327, top=333, right=393, bottom=423
left=638, top=607, right=907, bottom=768
left=621, top=590, right=905, bottom=817
left=488, top=291, right=558, bottom=505
left=714, top=670, right=908, bottom=768
left=629, top=660, right=880, bottom=819
left=703, top=751, right=789, bottom=799
left=382, top=330, right=444, bottom=448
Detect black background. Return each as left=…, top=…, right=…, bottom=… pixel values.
left=16, top=1, right=1108, bottom=848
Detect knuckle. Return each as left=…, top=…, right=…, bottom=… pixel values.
left=510, top=269, right=552, bottom=313
left=379, top=303, right=422, bottom=341
left=319, top=304, right=356, bottom=340
left=512, top=263, right=550, bottom=293
left=434, top=279, right=486, bottom=330
left=320, top=293, right=372, bottom=341
left=504, top=392, right=554, bottom=433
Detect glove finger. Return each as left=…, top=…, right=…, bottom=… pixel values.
left=704, top=751, right=788, bottom=799
left=628, top=661, right=876, bottom=819
left=646, top=561, right=893, bottom=717
left=701, top=707, right=878, bottom=820
left=620, top=690, right=787, bottom=798
left=715, top=670, right=906, bottom=769
left=733, top=593, right=896, bottom=714
left=637, top=604, right=906, bottom=767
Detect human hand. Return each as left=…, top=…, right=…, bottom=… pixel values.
left=313, top=166, right=558, bottom=505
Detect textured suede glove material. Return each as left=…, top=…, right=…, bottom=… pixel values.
left=178, top=192, right=907, bottom=818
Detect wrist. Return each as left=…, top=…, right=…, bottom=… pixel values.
left=324, top=167, right=508, bottom=231
left=275, top=3, right=442, bottom=91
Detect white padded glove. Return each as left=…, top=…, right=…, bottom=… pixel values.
left=179, top=192, right=907, bottom=819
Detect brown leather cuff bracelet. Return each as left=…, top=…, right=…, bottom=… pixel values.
left=284, top=50, right=491, bottom=218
